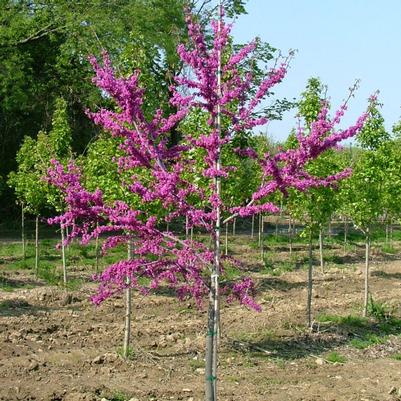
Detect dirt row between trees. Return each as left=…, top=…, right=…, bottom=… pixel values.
left=2, top=254, right=401, bottom=401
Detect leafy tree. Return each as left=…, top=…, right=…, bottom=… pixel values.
left=47, top=10, right=367, bottom=401
left=286, top=77, right=350, bottom=326
left=8, top=98, right=72, bottom=280
left=340, top=95, right=389, bottom=316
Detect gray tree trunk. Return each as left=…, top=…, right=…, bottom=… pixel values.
left=123, top=240, right=133, bottom=358
left=225, top=222, right=228, bottom=256
left=343, top=217, right=348, bottom=254
left=95, top=234, right=100, bottom=273
left=319, top=228, right=324, bottom=273
left=61, top=225, right=67, bottom=286
left=251, top=215, right=254, bottom=238
left=363, top=231, right=371, bottom=317
left=35, top=216, right=39, bottom=278
left=205, top=4, right=221, bottom=396
left=288, top=217, right=293, bottom=255
left=21, top=204, right=26, bottom=261
left=307, top=232, right=313, bottom=328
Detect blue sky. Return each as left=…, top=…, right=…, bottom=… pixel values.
left=232, top=0, right=401, bottom=142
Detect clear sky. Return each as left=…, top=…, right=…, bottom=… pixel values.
left=232, top=0, right=401, bottom=142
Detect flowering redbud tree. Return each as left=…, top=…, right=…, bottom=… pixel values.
left=47, top=8, right=367, bottom=400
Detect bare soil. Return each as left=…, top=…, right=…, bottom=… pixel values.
left=2, top=239, right=401, bottom=401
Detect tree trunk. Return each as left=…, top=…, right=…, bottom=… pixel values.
left=363, top=231, right=370, bottom=317
left=251, top=215, right=254, bottom=238
left=319, top=228, right=324, bottom=273
left=61, top=225, right=67, bottom=286
left=205, top=6, right=221, bottom=396
left=35, top=216, right=39, bottom=278
left=307, top=232, right=313, bottom=328
left=258, top=214, right=262, bottom=247
left=288, top=217, right=293, bottom=255
left=225, top=222, right=228, bottom=256
left=123, top=240, right=133, bottom=358
left=95, top=234, right=100, bottom=273
left=190, top=226, right=194, bottom=242
left=232, top=218, right=236, bottom=237
left=343, top=217, right=348, bottom=254
left=185, top=215, right=189, bottom=240
left=21, top=204, right=26, bottom=261
left=385, top=223, right=389, bottom=245
left=328, top=218, right=332, bottom=239
left=261, top=221, right=265, bottom=261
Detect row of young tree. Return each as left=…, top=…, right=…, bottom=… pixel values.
left=1, top=0, right=292, bottom=217
left=5, top=7, right=401, bottom=401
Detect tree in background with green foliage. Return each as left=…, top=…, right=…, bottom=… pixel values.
left=285, top=77, right=353, bottom=327
left=340, top=94, right=390, bottom=317
left=0, top=0, right=253, bottom=218
left=8, top=98, right=72, bottom=282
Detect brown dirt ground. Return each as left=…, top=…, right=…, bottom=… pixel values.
left=2, top=239, right=401, bottom=401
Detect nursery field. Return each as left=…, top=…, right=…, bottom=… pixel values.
left=2, top=229, right=401, bottom=401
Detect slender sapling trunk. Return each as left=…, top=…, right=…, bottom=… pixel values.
left=61, top=224, right=67, bottom=286
left=319, top=228, right=324, bottom=273
left=251, top=214, right=254, bottom=238
left=225, top=222, right=228, bottom=256
left=123, top=239, right=133, bottom=358
left=363, top=230, right=371, bottom=317
left=35, top=215, right=39, bottom=278
left=307, top=231, right=313, bottom=328
left=21, top=204, right=26, bottom=261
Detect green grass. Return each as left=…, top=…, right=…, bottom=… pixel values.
left=316, top=313, right=401, bottom=349
left=349, top=334, right=386, bottom=349
left=390, top=353, right=401, bottom=361
left=381, top=244, right=397, bottom=254
left=116, top=345, right=135, bottom=360
left=189, top=358, right=204, bottom=371
left=325, top=351, right=346, bottom=364
left=316, top=314, right=368, bottom=328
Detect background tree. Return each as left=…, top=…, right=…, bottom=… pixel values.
left=340, top=94, right=389, bottom=317
left=8, top=98, right=72, bottom=281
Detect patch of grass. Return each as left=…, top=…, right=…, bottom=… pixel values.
left=235, top=328, right=276, bottom=344
left=65, top=278, right=84, bottom=291
left=367, top=297, right=392, bottom=321
left=38, top=263, right=60, bottom=285
left=324, top=254, right=346, bottom=265
left=381, top=244, right=397, bottom=254
left=349, top=334, right=386, bottom=349
left=116, top=346, right=135, bottom=360
left=108, top=391, right=130, bottom=401
left=316, top=314, right=368, bottom=328
left=390, top=353, right=401, bottom=361
left=262, top=258, right=295, bottom=276
left=325, top=351, right=346, bottom=364
left=189, top=358, right=204, bottom=371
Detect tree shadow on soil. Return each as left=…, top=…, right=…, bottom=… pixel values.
left=0, top=275, right=45, bottom=290
left=229, top=316, right=401, bottom=360
left=372, top=271, right=401, bottom=280
left=256, top=277, right=306, bottom=292
left=0, top=298, right=49, bottom=317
